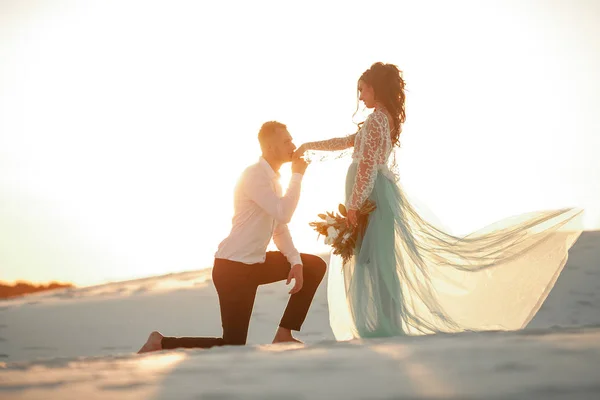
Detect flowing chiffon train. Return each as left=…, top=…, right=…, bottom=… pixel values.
left=328, top=162, right=583, bottom=340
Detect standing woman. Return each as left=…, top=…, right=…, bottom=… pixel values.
left=296, top=62, right=583, bottom=340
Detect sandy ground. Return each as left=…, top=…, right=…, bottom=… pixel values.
left=0, top=231, right=599, bottom=399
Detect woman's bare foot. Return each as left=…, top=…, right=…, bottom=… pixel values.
left=137, top=331, right=164, bottom=354
left=272, top=327, right=303, bottom=344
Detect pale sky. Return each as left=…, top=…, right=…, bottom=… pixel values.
left=1, top=0, right=599, bottom=285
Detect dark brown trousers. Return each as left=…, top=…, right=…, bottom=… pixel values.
left=161, top=251, right=326, bottom=349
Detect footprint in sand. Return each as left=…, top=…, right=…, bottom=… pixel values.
left=494, top=361, right=535, bottom=372
left=133, top=286, right=150, bottom=295
left=577, top=300, right=595, bottom=308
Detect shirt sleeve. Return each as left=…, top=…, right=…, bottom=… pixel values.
left=242, top=171, right=303, bottom=224
left=348, top=113, right=386, bottom=210
left=273, top=223, right=303, bottom=266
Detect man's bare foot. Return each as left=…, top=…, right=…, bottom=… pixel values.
left=272, top=327, right=303, bottom=344
left=137, top=331, right=164, bottom=354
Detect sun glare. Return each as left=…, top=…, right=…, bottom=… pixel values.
left=1, top=1, right=598, bottom=285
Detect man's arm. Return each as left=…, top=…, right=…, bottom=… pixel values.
left=243, top=172, right=303, bottom=224
left=273, top=223, right=302, bottom=267
left=273, top=223, right=303, bottom=294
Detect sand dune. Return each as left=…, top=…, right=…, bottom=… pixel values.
left=0, top=231, right=599, bottom=399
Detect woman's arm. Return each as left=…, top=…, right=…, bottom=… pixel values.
left=299, top=133, right=356, bottom=153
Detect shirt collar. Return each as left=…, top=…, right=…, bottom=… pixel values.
left=259, top=157, right=280, bottom=180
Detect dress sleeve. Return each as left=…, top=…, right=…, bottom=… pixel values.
left=303, top=134, right=356, bottom=151
left=348, top=113, right=386, bottom=210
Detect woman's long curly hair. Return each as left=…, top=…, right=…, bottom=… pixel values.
left=355, top=62, right=406, bottom=147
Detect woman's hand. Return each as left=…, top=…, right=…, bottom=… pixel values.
left=294, top=144, right=307, bottom=159
left=347, top=209, right=358, bottom=228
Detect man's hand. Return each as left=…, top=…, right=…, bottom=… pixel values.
left=291, top=151, right=309, bottom=175
left=286, top=264, right=304, bottom=295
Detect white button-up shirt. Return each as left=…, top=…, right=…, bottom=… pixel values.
left=214, top=157, right=303, bottom=266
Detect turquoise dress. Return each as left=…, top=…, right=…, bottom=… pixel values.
left=306, top=109, right=583, bottom=340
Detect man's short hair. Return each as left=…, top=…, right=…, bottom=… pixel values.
left=258, top=121, right=287, bottom=149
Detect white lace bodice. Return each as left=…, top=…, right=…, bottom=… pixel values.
left=304, top=109, right=394, bottom=210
